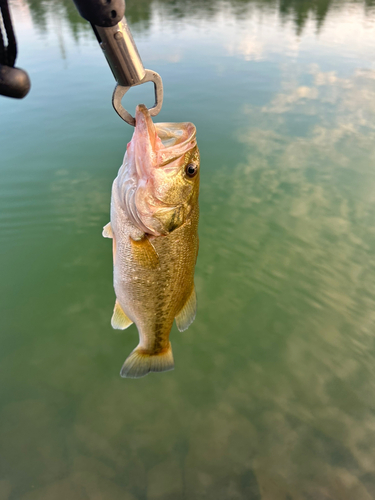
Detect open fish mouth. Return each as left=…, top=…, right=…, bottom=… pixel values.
left=134, top=104, right=197, bottom=169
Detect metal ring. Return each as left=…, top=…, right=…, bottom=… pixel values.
left=112, top=69, right=164, bottom=126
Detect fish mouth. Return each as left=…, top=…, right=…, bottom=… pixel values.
left=156, top=122, right=197, bottom=166
left=134, top=104, right=197, bottom=167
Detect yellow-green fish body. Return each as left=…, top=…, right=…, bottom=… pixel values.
left=103, top=105, right=200, bottom=378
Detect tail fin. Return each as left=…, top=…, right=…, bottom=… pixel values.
left=120, top=343, right=174, bottom=378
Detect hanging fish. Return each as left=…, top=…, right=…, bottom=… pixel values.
left=103, top=104, right=200, bottom=378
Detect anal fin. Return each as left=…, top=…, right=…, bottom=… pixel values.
left=111, top=300, right=133, bottom=330
left=102, top=222, right=113, bottom=239
left=175, top=285, right=197, bottom=332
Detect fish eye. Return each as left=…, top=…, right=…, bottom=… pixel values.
left=185, top=163, right=198, bottom=178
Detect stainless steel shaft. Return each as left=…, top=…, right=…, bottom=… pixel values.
left=95, top=17, right=146, bottom=87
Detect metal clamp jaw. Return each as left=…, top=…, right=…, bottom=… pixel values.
left=72, top=0, right=163, bottom=125
left=112, top=70, right=163, bottom=126
left=93, top=16, right=163, bottom=126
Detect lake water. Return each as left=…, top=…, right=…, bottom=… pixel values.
left=2, top=0, right=375, bottom=498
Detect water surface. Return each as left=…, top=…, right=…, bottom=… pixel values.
left=1, top=0, right=375, bottom=498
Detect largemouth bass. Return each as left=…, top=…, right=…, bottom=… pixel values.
left=103, top=104, right=200, bottom=378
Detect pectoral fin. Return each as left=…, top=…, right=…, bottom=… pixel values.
left=111, top=300, right=133, bottom=330
left=130, top=235, right=159, bottom=269
left=175, top=285, right=197, bottom=332
left=102, top=222, right=113, bottom=238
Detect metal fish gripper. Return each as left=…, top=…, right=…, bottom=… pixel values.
left=72, top=0, right=163, bottom=126
left=94, top=17, right=163, bottom=126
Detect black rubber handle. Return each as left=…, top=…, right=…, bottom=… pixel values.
left=0, top=64, right=31, bottom=98
left=72, top=0, right=125, bottom=27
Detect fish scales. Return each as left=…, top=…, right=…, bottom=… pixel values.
left=104, top=104, right=200, bottom=378
left=113, top=207, right=198, bottom=349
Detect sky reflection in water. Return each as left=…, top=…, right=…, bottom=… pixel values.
left=1, top=0, right=375, bottom=499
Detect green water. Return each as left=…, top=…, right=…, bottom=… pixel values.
left=2, top=0, right=375, bottom=498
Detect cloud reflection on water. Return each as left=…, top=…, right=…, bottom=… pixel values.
left=211, top=62, right=375, bottom=497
